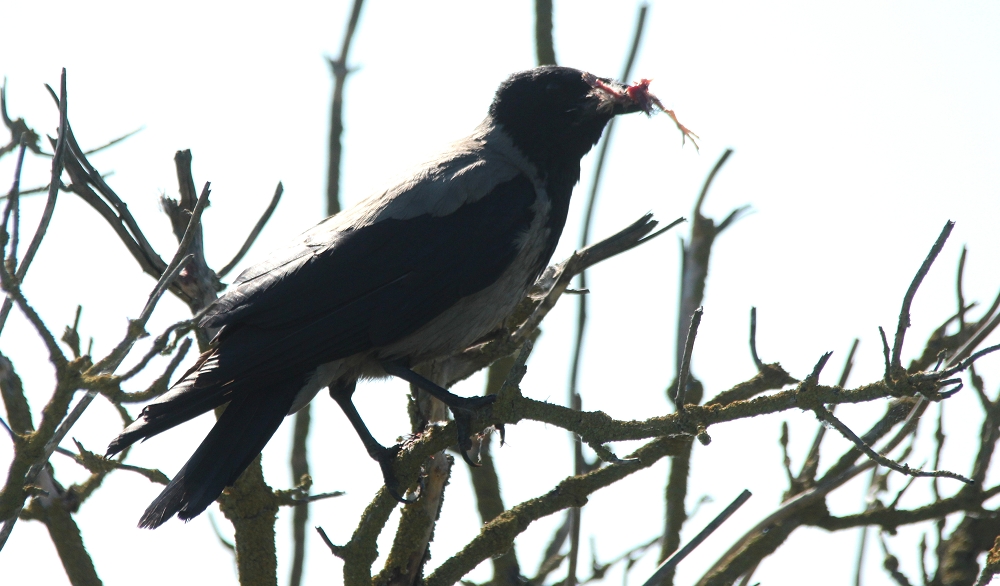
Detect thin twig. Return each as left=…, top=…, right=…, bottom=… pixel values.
left=951, top=305, right=1000, bottom=367
left=315, top=526, right=346, bottom=558
left=780, top=421, right=795, bottom=487
left=82, top=126, right=143, bottom=155
left=581, top=534, right=660, bottom=584
left=806, top=352, right=834, bottom=385
left=676, top=150, right=742, bottom=372
left=91, top=182, right=211, bottom=374
left=301, top=6, right=364, bottom=575
left=218, top=182, right=282, bottom=277
left=799, top=339, right=859, bottom=483
left=1, top=81, right=43, bottom=156
left=534, top=0, right=557, bottom=66
left=0, top=182, right=212, bottom=549
left=0, top=270, right=65, bottom=368
left=854, top=518, right=869, bottom=586
left=578, top=3, right=647, bottom=251
left=957, top=246, right=968, bottom=332
left=44, top=83, right=168, bottom=279
left=749, top=307, right=765, bottom=371
left=112, top=337, right=193, bottom=404
left=563, top=12, right=649, bottom=580
left=533, top=513, right=572, bottom=583
left=642, top=490, right=752, bottom=586
left=325, top=0, right=365, bottom=217
left=62, top=162, right=166, bottom=278
left=674, top=307, right=704, bottom=409
left=932, top=403, right=946, bottom=501
left=0, top=70, right=68, bottom=336
left=3, top=136, right=28, bottom=273
left=118, top=318, right=196, bottom=381
left=140, top=254, right=194, bottom=326
left=887, top=471, right=921, bottom=510
left=289, top=491, right=346, bottom=504
left=703, top=397, right=928, bottom=582
left=879, top=326, right=892, bottom=382
left=693, top=148, right=733, bottom=217
left=891, top=221, right=955, bottom=371
left=914, top=343, right=1000, bottom=382
left=813, top=405, right=972, bottom=484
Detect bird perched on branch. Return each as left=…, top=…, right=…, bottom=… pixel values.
left=107, top=66, right=693, bottom=528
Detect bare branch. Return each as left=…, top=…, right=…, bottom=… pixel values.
left=218, top=182, right=282, bottom=278
left=891, top=221, right=954, bottom=372
left=118, top=318, right=195, bottom=381
left=91, top=181, right=211, bottom=374
left=534, top=0, right=557, bottom=66
left=813, top=405, right=971, bottom=484
left=2, top=136, right=28, bottom=273
left=284, top=491, right=345, bottom=505
left=780, top=421, right=795, bottom=488
left=0, top=80, right=43, bottom=156
left=563, top=14, right=652, bottom=579
left=110, top=337, right=192, bottom=404
left=82, top=126, right=143, bottom=155
left=693, top=148, right=733, bottom=218
left=805, top=351, right=833, bottom=385
left=674, top=306, right=703, bottom=409
left=880, top=326, right=892, bottom=382
left=798, top=338, right=859, bottom=484
left=0, top=70, right=69, bottom=336
left=957, top=245, right=968, bottom=332
left=0, top=183, right=218, bottom=548
left=316, top=526, right=346, bottom=559
left=326, top=0, right=366, bottom=217
left=643, top=490, right=752, bottom=586
left=0, top=352, right=32, bottom=435
left=914, top=342, right=1000, bottom=383
left=749, top=307, right=765, bottom=371
left=425, top=436, right=689, bottom=586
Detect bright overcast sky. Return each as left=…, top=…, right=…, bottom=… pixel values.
left=2, top=2, right=999, bottom=585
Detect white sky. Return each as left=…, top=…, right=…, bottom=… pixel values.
left=1, top=1, right=999, bottom=585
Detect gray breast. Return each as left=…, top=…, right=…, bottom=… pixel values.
left=377, top=191, right=552, bottom=363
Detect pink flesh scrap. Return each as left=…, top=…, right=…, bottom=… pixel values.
left=586, top=73, right=700, bottom=151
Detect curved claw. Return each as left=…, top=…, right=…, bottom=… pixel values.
left=385, top=476, right=423, bottom=504
left=457, top=441, right=481, bottom=467
left=450, top=394, right=497, bottom=467
left=452, top=409, right=481, bottom=467
left=376, top=445, right=421, bottom=504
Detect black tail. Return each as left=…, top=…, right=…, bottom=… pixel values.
left=106, top=350, right=228, bottom=457
left=138, top=382, right=299, bottom=528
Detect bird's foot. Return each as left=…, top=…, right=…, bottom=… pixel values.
left=448, top=394, right=497, bottom=467
left=375, top=444, right=422, bottom=504
left=380, top=361, right=499, bottom=468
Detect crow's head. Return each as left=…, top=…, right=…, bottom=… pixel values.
left=489, top=66, right=656, bottom=168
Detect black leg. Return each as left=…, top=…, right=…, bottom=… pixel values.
left=329, top=379, right=418, bottom=503
left=381, top=360, right=496, bottom=467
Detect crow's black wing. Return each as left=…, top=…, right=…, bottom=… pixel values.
left=203, top=171, right=537, bottom=363
left=107, top=171, right=540, bottom=457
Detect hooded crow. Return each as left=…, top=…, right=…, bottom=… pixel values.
left=107, top=66, right=686, bottom=528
